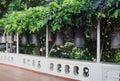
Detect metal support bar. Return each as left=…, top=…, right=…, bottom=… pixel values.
left=97, top=19, right=101, bottom=63
left=16, top=32, right=19, bottom=54
left=46, top=26, right=49, bottom=58
left=6, top=33, right=8, bottom=52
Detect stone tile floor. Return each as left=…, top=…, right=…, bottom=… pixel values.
left=0, top=64, right=79, bottom=81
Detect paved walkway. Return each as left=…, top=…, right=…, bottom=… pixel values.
left=0, top=64, right=78, bottom=81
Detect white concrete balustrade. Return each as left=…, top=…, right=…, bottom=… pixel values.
left=0, top=52, right=120, bottom=81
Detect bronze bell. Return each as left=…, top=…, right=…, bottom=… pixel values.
left=32, top=34, right=37, bottom=45
left=7, top=34, right=13, bottom=43
left=48, top=32, right=52, bottom=42
left=111, top=30, right=120, bottom=48
left=1, top=34, right=6, bottom=43
left=22, top=34, right=27, bottom=44
left=74, top=29, right=85, bottom=47
left=13, top=33, right=17, bottom=42
left=55, top=31, right=64, bottom=46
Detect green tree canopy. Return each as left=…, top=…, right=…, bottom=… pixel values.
left=0, top=0, right=119, bottom=33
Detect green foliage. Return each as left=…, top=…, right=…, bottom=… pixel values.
left=0, top=6, right=54, bottom=33
left=8, top=0, right=48, bottom=11
left=115, top=50, right=120, bottom=64
left=3, top=11, right=23, bottom=33
left=8, top=0, right=25, bottom=11
left=0, top=0, right=11, bottom=18
left=50, top=41, right=96, bottom=61
left=19, top=43, right=36, bottom=55
left=17, top=7, right=51, bottom=33
left=111, top=9, right=120, bottom=18
left=0, top=0, right=119, bottom=33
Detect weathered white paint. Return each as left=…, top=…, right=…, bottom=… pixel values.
left=0, top=53, right=119, bottom=81
left=97, top=19, right=101, bottom=63
left=16, top=32, right=19, bottom=54
left=46, top=26, right=49, bottom=58
left=5, top=33, right=9, bottom=52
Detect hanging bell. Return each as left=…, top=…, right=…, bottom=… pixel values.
left=13, top=33, right=17, bottom=42
left=7, top=34, right=13, bottom=43
left=111, top=30, right=120, bottom=48
left=32, top=33, right=37, bottom=45
left=74, top=29, right=85, bottom=47
left=48, top=32, right=52, bottom=42
left=90, top=28, right=97, bottom=40
left=22, top=33, right=27, bottom=44
left=55, top=31, right=64, bottom=46
left=0, top=34, right=6, bottom=43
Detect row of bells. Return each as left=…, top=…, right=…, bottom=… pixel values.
left=21, top=29, right=120, bottom=48
left=22, top=33, right=38, bottom=45
left=0, top=34, right=17, bottom=43
left=55, top=29, right=86, bottom=48
left=54, top=29, right=120, bottom=48
left=21, top=29, right=88, bottom=47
